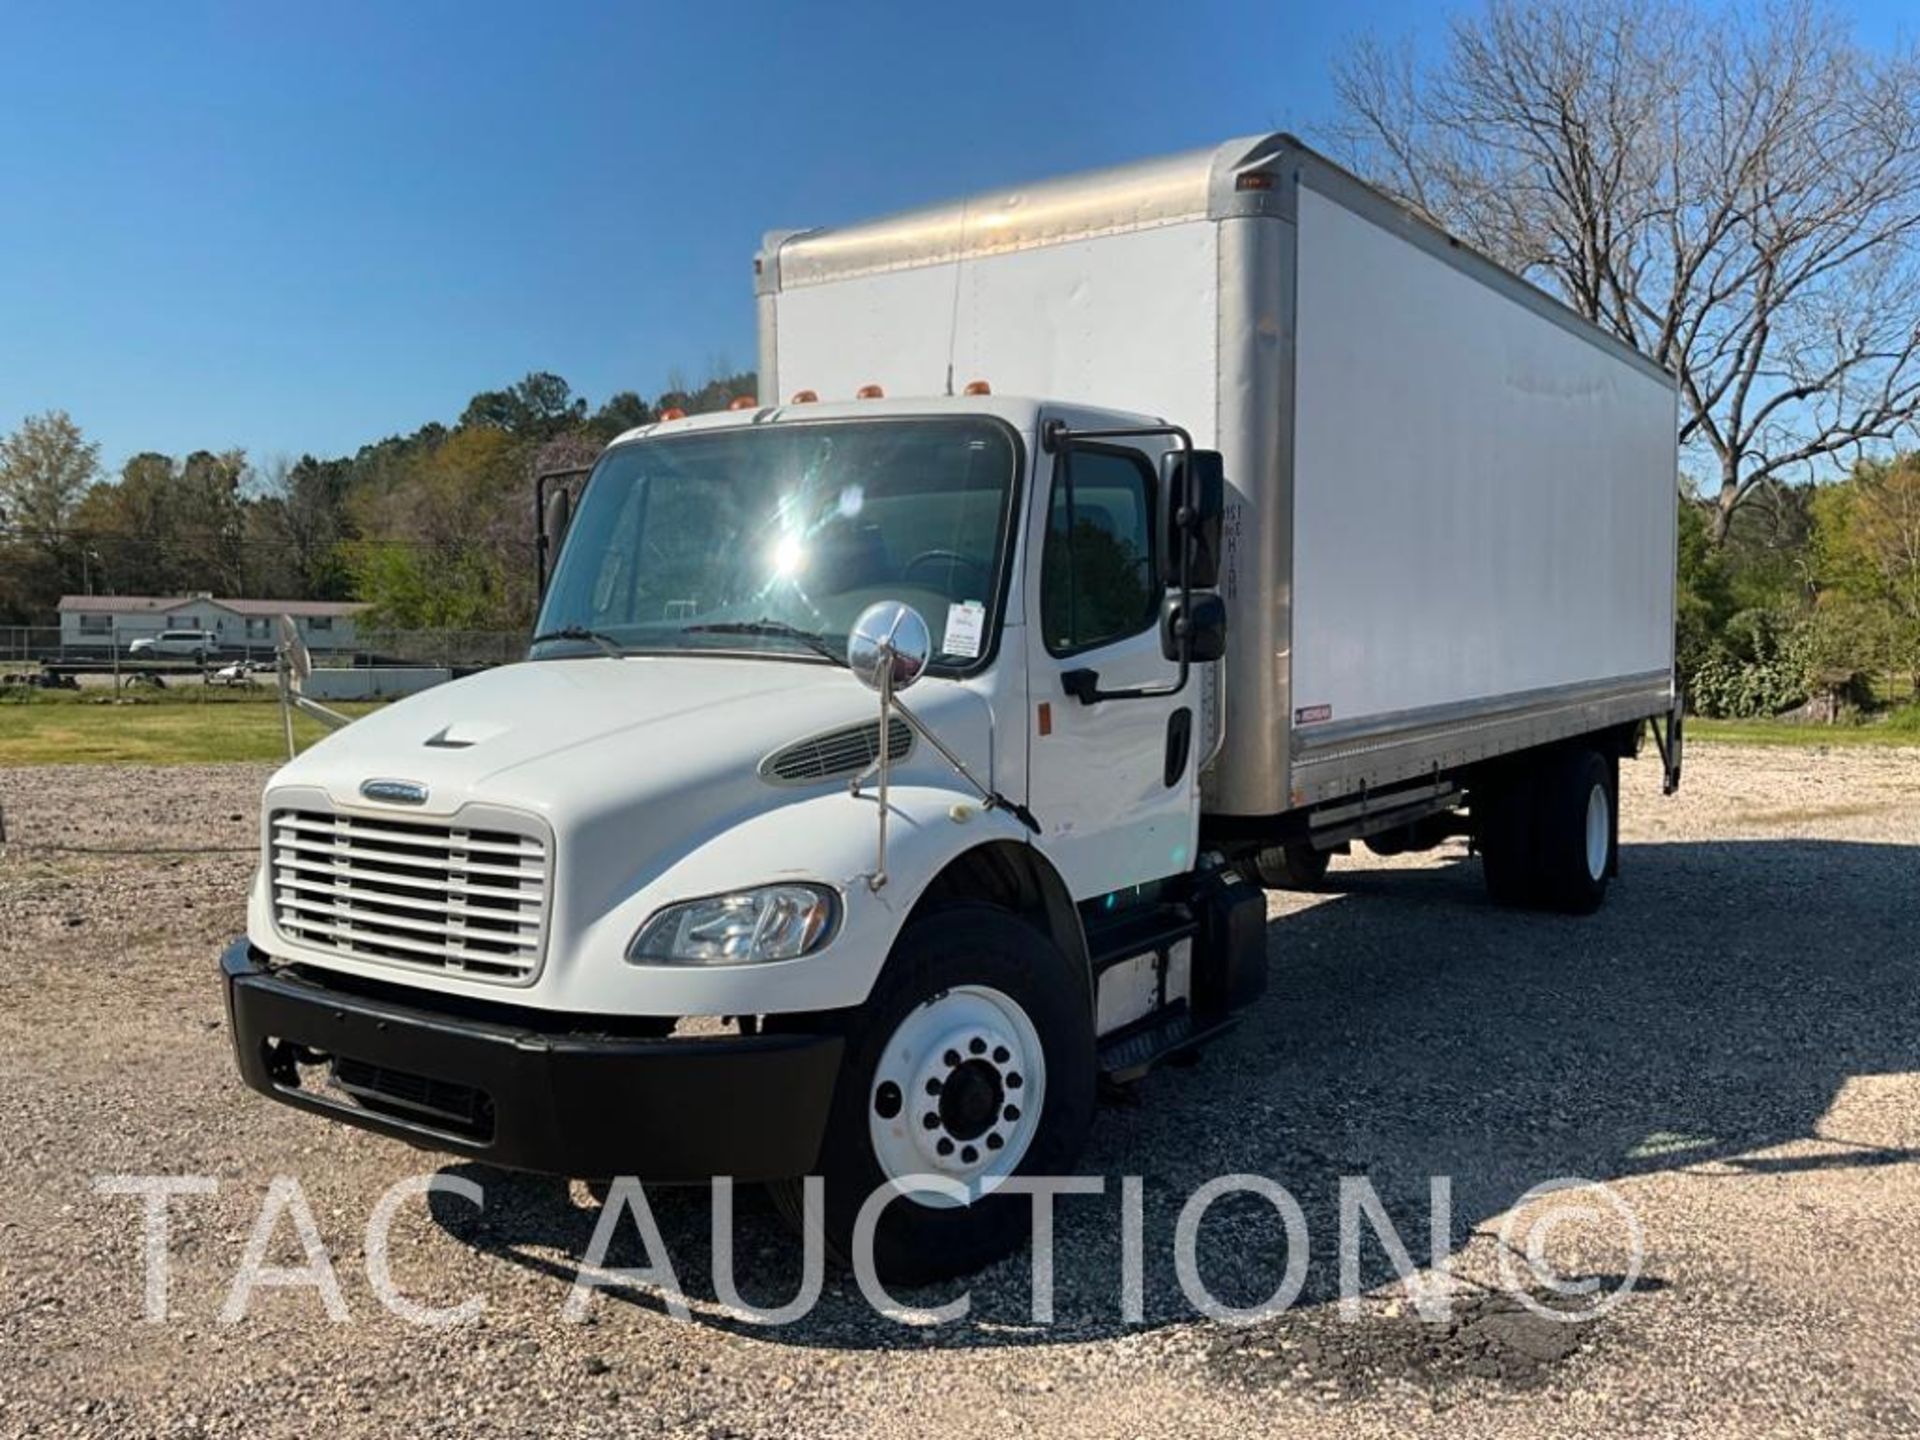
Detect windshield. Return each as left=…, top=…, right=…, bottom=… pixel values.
left=533, top=418, right=1019, bottom=669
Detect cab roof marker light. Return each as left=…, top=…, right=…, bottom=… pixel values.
left=659, top=406, right=687, bottom=421
left=963, top=380, right=991, bottom=396
left=789, top=389, right=819, bottom=404
left=856, top=383, right=885, bottom=399
left=728, top=395, right=758, bottom=410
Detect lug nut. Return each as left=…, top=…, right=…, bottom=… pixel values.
left=925, top=1077, right=943, bottom=1096
left=944, top=1049, right=961, bottom=1067
left=986, top=1133, right=1004, bottom=1151
left=968, top=1037, right=986, bottom=1055
left=992, top=1045, right=1010, bottom=1064
left=1007, top=1073, right=1023, bottom=1089
left=922, top=1112, right=940, bottom=1130
left=960, top=1145, right=978, bottom=1164
left=1003, top=1104, right=1021, bottom=1122
left=936, top=1138, right=954, bottom=1156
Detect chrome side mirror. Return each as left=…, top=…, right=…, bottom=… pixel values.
left=846, top=597, right=1035, bottom=892
left=847, top=601, right=931, bottom=693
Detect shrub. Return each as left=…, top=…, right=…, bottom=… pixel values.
left=1687, top=607, right=1812, bottom=718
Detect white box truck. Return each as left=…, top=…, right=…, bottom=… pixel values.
left=224, top=133, right=1682, bottom=1282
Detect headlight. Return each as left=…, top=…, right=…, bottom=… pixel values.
left=627, top=884, right=839, bottom=965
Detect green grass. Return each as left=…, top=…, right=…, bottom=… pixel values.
left=1689, top=715, right=1920, bottom=748
left=0, top=696, right=385, bottom=765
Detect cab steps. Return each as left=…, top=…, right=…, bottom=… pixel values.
left=1096, top=1001, right=1238, bottom=1083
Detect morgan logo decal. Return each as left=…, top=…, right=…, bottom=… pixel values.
left=1294, top=704, right=1333, bottom=725
left=360, top=778, right=430, bottom=806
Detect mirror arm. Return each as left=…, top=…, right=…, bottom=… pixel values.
left=290, top=693, right=353, bottom=732
left=846, top=601, right=1040, bottom=885
left=869, top=660, right=894, bottom=890
left=888, top=696, right=1041, bottom=834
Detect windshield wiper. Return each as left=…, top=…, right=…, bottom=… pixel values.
left=529, top=625, right=626, bottom=659
left=679, top=618, right=843, bottom=665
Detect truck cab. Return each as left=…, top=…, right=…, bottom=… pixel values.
left=225, top=394, right=1256, bottom=1282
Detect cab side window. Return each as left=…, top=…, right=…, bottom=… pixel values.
left=1041, top=447, right=1158, bottom=655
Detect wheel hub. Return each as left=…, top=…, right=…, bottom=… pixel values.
left=937, top=1058, right=1005, bottom=1141
left=904, top=1025, right=1024, bottom=1169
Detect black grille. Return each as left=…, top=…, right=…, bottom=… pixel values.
left=330, top=1056, right=494, bottom=1141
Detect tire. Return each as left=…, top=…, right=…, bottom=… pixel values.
left=1251, top=842, right=1332, bottom=891
left=1535, top=748, right=1614, bottom=915
left=768, top=904, right=1096, bottom=1287
left=1477, top=776, right=1539, bottom=908
left=1477, top=749, right=1615, bottom=914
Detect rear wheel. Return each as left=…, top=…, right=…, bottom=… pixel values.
left=1251, top=842, right=1332, bottom=891
left=1537, top=749, right=1614, bottom=914
left=1476, top=748, right=1615, bottom=914
left=769, top=904, right=1095, bottom=1286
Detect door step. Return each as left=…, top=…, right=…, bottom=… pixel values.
left=1096, top=1003, right=1238, bottom=1083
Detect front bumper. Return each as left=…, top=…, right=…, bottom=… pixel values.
left=220, top=939, right=843, bottom=1182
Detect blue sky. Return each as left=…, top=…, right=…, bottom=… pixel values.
left=0, top=1, right=1910, bottom=470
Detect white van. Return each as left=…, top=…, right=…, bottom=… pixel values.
left=129, top=629, right=221, bottom=661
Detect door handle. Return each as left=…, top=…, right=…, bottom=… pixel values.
left=1164, top=707, right=1193, bottom=787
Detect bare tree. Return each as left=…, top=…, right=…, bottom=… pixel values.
left=1332, top=0, right=1920, bottom=542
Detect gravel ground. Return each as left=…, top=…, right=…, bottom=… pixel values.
left=2, top=745, right=1918, bottom=1438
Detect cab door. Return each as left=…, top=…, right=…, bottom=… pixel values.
left=1023, top=425, right=1201, bottom=900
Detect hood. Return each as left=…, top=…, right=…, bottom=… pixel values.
left=269, top=654, right=993, bottom=832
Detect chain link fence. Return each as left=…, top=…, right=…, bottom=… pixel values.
left=0, top=626, right=530, bottom=671
left=341, top=630, right=531, bottom=670
left=1, top=627, right=63, bottom=663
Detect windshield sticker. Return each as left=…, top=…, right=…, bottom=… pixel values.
left=943, top=601, right=986, bottom=659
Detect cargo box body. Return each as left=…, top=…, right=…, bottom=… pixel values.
left=757, top=134, right=1679, bottom=819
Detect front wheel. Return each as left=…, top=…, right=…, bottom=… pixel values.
left=769, top=904, right=1095, bottom=1286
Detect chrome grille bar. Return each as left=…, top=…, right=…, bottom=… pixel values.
left=268, top=808, right=549, bottom=982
